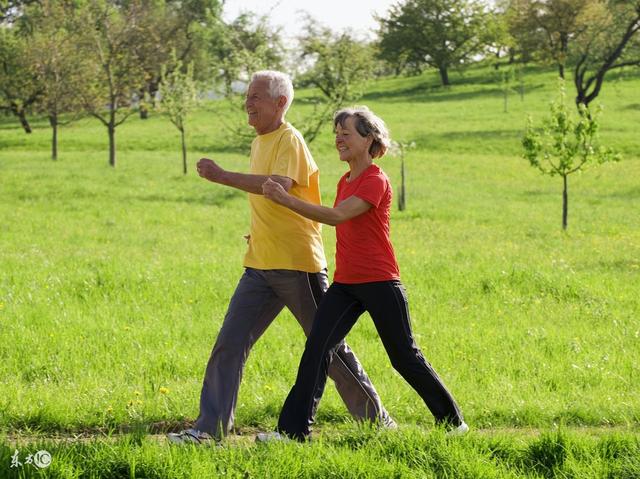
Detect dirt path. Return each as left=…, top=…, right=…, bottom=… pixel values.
left=3, top=424, right=638, bottom=447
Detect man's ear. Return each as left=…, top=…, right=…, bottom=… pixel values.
left=277, top=95, right=288, bottom=110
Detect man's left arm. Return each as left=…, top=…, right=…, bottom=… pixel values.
left=197, top=158, right=293, bottom=194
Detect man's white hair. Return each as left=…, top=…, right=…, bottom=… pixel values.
left=251, top=70, right=294, bottom=113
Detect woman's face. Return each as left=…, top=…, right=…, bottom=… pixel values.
left=335, top=116, right=371, bottom=162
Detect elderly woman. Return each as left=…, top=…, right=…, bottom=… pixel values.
left=260, top=106, right=468, bottom=441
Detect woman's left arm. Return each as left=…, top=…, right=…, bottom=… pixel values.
left=262, top=178, right=370, bottom=226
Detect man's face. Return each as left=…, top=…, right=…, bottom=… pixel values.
left=245, top=79, right=280, bottom=133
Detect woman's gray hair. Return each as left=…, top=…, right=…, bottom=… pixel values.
left=333, top=106, right=391, bottom=159
left=251, top=70, right=294, bottom=113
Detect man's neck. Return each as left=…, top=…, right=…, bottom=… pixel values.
left=256, top=117, right=285, bottom=135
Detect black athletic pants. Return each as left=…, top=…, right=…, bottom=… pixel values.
left=277, top=280, right=464, bottom=440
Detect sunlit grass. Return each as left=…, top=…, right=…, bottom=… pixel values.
left=1, top=64, right=639, bottom=476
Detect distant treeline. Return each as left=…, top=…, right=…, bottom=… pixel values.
left=1, top=0, right=638, bottom=166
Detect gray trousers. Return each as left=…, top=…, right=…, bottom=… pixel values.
left=194, top=267, right=392, bottom=438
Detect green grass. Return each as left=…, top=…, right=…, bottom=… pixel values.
left=2, top=428, right=640, bottom=478
left=1, top=64, right=639, bottom=477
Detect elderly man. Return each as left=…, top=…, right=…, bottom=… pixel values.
left=168, top=70, right=393, bottom=444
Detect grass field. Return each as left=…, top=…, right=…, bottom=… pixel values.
left=1, top=65, right=639, bottom=477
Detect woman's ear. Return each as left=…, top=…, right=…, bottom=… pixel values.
left=366, top=134, right=374, bottom=148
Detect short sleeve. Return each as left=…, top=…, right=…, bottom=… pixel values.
left=272, top=133, right=315, bottom=187
left=354, top=172, right=387, bottom=208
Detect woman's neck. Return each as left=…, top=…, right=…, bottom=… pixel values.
left=347, top=155, right=373, bottom=182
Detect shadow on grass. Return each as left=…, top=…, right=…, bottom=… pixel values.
left=575, top=258, right=640, bottom=273
left=521, top=190, right=555, bottom=198
left=409, top=128, right=524, bottom=150
left=362, top=81, right=545, bottom=104
left=0, top=117, right=51, bottom=131
left=131, top=189, right=242, bottom=207
left=4, top=417, right=193, bottom=437
left=196, top=142, right=251, bottom=155
left=600, top=186, right=640, bottom=200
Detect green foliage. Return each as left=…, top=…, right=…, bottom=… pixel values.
left=294, top=20, right=376, bottom=143
left=505, top=0, right=594, bottom=77
left=493, top=64, right=524, bottom=113
left=24, top=0, right=90, bottom=160
left=78, top=1, right=158, bottom=166
left=0, top=25, right=40, bottom=132
left=208, top=12, right=284, bottom=95
left=27, top=1, right=86, bottom=113
left=128, top=0, right=222, bottom=111
left=377, top=0, right=491, bottom=85
left=158, top=55, right=198, bottom=133
left=523, top=80, right=619, bottom=178
left=205, top=12, right=284, bottom=152
left=158, top=52, right=199, bottom=174
left=572, top=1, right=640, bottom=107
left=523, top=79, right=619, bottom=229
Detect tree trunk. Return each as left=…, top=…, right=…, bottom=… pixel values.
left=558, top=33, right=568, bottom=79
left=504, top=86, right=508, bottom=113
left=438, top=66, right=450, bottom=86
left=562, top=175, right=568, bottom=230
left=139, top=105, right=148, bottom=119
left=181, top=127, right=187, bottom=175
left=11, top=103, right=32, bottom=133
left=49, top=113, right=58, bottom=161
left=108, top=123, right=116, bottom=167
left=399, top=156, right=406, bottom=211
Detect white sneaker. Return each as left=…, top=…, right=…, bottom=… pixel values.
left=255, top=431, right=288, bottom=443
left=446, top=422, right=470, bottom=437
left=382, top=416, right=398, bottom=430
left=167, top=428, right=212, bottom=445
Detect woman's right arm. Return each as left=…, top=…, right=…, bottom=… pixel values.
left=262, top=178, right=370, bottom=226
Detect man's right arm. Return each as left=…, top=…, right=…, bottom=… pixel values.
left=197, top=158, right=293, bottom=194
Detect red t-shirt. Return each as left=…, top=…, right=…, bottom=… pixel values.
left=333, top=164, right=400, bottom=284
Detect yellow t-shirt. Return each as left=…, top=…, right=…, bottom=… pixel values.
left=243, top=122, right=327, bottom=273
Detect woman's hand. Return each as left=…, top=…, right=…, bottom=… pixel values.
left=262, top=178, right=289, bottom=205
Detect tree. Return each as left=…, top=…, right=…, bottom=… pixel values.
left=0, top=0, right=39, bottom=23
left=209, top=12, right=284, bottom=95
left=209, top=12, right=286, bottom=151
left=572, top=0, right=640, bottom=108
left=0, top=27, right=40, bottom=133
left=79, top=1, right=148, bottom=167
left=158, top=53, right=199, bottom=175
left=295, top=21, right=376, bottom=143
left=130, top=0, right=221, bottom=119
left=503, top=0, right=544, bottom=63
left=506, top=0, right=591, bottom=79
left=389, top=140, right=416, bottom=211
left=377, top=0, right=490, bottom=85
left=484, top=3, right=517, bottom=68
left=494, top=63, right=525, bottom=112
left=522, top=80, right=619, bottom=230
left=27, top=0, right=88, bottom=160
